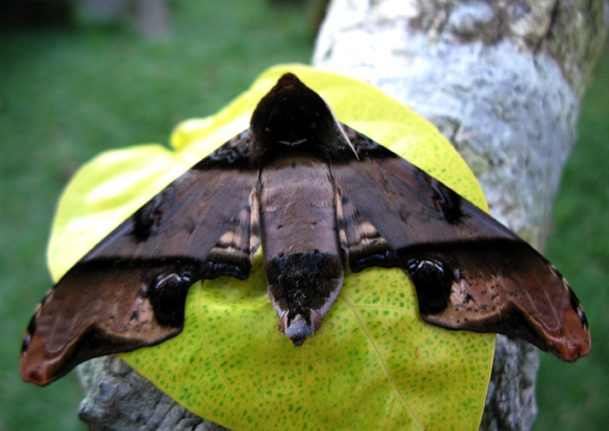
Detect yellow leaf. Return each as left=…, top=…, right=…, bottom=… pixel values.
left=48, top=64, right=494, bottom=431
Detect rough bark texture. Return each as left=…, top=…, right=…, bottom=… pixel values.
left=77, top=0, right=607, bottom=430
left=77, top=357, right=222, bottom=431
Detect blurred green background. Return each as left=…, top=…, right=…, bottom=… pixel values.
left=0, top=1, right=606, bottom=430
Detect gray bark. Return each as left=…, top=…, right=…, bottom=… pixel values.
left=78, top=357, right=222, bottom=431
left=77, top=0, right=607, bottom=430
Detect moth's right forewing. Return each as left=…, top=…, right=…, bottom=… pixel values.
left=331, top=125, right=590, bottom=362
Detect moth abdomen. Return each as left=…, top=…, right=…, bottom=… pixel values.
left=265, top=252, right=343, bottom=345
left=266, top=252, right=344, bottom=305
left=259, top=155, right=344, bottom=345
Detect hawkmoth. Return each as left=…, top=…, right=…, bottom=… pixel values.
left=21, top=73, right=591, bottom=386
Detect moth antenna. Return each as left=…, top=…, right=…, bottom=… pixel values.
left=323, top=98, right=359, bottom=160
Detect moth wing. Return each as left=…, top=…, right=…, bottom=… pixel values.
left=332, top=125, right=590, bottom=362
left=21, top=130, right=260, bottom=385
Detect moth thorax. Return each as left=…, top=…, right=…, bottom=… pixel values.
left=249, top=74, right=337, bottom=164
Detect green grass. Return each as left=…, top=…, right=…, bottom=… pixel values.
left=1, top=2, right=607, bottom=430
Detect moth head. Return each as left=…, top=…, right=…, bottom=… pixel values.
left=250, top=73, right=338, bottom=163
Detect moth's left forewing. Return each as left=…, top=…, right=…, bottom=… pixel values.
left=21, top=131, right=261, bottom=385
left=331, top=125, right=590, bottom=362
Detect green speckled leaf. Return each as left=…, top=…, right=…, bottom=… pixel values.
left=48, top=65, right=494, bottom=431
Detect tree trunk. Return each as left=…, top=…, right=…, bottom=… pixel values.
left=313, top=1, right=607, bottom=430
left=77, top=0, right=607, bottom=429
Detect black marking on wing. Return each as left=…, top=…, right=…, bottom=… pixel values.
left=429, top=178, right=464, bottom=224
left=403, top=257, right=455, bottom=315
left=193, top=129, right=254, bottom=170
left=568, top=282, right=589, bottom=330
left=132, top=187, right=177, bottom=242
left=146, top=271, right=194, bottom=327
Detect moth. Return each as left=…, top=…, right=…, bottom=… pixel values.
left=21, top=73, right=591, bottom=386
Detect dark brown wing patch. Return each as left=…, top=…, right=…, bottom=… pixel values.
left=401, top=241, right=590, bottom=361
left=21, top=260, right=197, bottom=384
left=331, top=125, right=591, bottom=362
left=21, top=131, right=259, bottom=385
